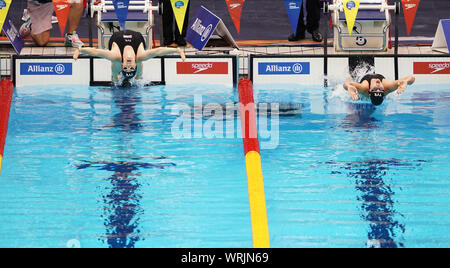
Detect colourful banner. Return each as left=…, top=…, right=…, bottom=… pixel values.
left=343, top=0, right=360, bottom=36
left=170, top=0, right=190, bottom=35
left=113, top=0, right=130, bottom=30
left=53, top=0, right=71, bottom=36
left=401, top=0, right=420, bottom=36
left=284, top=0, right=302, bottom=34
left=0, top=0, right=12, bottom=33
left=225, top=0, right=245, bottom=34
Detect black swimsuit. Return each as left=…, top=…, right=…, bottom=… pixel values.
left=108, top=30, right=146, bottom=60
left=360, top=74, right=385, bottom=87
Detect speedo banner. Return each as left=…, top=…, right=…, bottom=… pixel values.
left=343, top=0, right=360, bottom=36
left=113, top=0, right=130, bottom=30
left=170, top=0, right=189, bottom=35
left=401, top=0, right=420, bottom=36
left=284, top=0, right=302, bottom=35
left=53, top=0, right=71, bottom=36
left=0, top=0, right=12, bottom=33
left=225, top=0, right=245, bottom=34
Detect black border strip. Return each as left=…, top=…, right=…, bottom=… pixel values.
left=249, top=54, right=450, bottom=58
left=12, top=54, right=450, bottom=87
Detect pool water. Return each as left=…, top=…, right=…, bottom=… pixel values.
left=0, top=82, right=449, bottom=248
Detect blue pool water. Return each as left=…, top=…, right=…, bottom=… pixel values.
left=0, top=82, right=449, bottom=248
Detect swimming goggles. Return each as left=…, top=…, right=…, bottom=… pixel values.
left=122, top=66, right=136, bottom=72
left=369, top=87, right=385, bottom=93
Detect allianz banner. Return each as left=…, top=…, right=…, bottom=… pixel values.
left=185, top=6, right=221, bottom=51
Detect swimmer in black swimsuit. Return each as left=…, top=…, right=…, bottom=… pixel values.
left=73, top=30, right=185, bottom=86
left=343, top=73, right=415, bottom=106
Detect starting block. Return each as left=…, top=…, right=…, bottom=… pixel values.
left=328, top=0, right=397, bottom=52
left=90, top=0, right=160, bottom=49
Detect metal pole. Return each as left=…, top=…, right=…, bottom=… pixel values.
left=88, top=3, right=93, bottom=47
left=323, top=1, right=329, bottom=88
left=394, top=1, right=399, bottom=80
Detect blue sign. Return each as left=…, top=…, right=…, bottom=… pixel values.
left=113, top=0, right=130, bottom=30
left=284, top=0, right=302, bottom=34
left=442, top=19, right=450, bottom=50
left=258, top=62, right=310, bottom=75
left=3, top=14, right=24, bottom=54
left=20, top=63, right=72, bottom=75
left=185, top=6, right=221, bottom=51
left=0, top=0, right=6, bottom=9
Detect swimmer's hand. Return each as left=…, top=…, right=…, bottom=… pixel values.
left=348, top=85, right=359, bottom=101
left=73, top=47, right=81, bottom=61
left=177, top=47, right=186, bottom=62
left=397, top=80, right=407, bottom=94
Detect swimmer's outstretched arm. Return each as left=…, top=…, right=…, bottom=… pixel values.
left=343, top=77, right=369, bottom=101
left=137, top=47, right=186, bottom=62
left=383, top=76, right=416, bottom=95
left=73, top=47, right=120, bottom=62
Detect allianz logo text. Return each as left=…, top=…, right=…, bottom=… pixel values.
left=20, top=62, right=72, bottom=75
left=258, top=62, right=310, bottom=75
left=191, top=18, right=213, bottom=42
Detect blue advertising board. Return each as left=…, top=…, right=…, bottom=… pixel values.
left=20, top=63, right=73, bottom=75
left=3, top=13, right=24, bottom=54
left=258, top=62, right=310, bottom=75
left=442, top=19, right=450, bottom=51
left=185, top=6, right=221, bottom=51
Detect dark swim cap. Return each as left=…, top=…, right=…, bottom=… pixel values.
left=121, top=78, right=132, bottom=88
left=370, top=91, right=384, bottom=106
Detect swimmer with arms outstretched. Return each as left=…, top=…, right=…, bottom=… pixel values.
left=343, top=73, right=416, bottom=106
left=73, top=30, right=186, bottom=87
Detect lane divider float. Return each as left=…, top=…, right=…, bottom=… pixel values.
left=238, top=78, right=270, bottom=248
left=0, top=78, right=13, bottom=175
